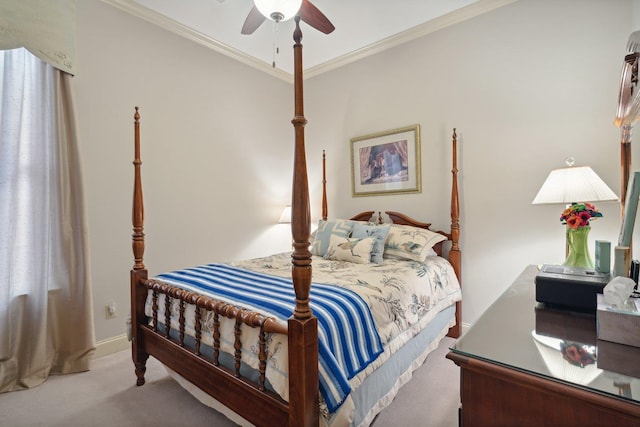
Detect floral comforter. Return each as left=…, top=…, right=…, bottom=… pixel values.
left=231, top=252, right=461, bottom=353
left=145, top=252, right=461, bottom=417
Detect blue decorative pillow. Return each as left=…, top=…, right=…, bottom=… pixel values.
left=351, top=223, right=390, bottom=264
left=310, top=219, right=355, bottom=257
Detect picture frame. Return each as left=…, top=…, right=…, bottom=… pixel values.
left=350, top=124, right=421, bottom=197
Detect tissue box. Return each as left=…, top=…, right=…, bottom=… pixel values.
left=597, top=339, right=640, bottom=378
left=603, top=276, right=635, bottom=306
left=596, top=294, right=640, bottom=348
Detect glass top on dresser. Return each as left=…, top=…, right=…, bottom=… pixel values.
left=451, top=265, right=640, bottom=404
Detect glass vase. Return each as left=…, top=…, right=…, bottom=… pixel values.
left=563, top=226, right=594, bottom=269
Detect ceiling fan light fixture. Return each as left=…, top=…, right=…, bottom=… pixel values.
left=254, top=0, right=302, bottom=23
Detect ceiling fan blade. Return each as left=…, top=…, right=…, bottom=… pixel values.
left=298, top=0, right=335, bottom=34
left=241, top=5, right=267, bottom=35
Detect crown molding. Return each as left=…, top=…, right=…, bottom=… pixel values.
left=304, top=0, right=518, bottom=79
left=101, top=0, right=293, bottom=83
left=101, top=0, right=517, bottom=83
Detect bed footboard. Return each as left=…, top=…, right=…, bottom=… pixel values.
left=131, top=274, right=290, bottom=425
left=144, top=278, right=287, bottom=377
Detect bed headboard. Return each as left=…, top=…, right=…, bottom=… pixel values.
left=321, top=128, right=460, bottom=276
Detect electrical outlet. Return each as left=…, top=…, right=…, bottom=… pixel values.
left=105, top=301, right=117, bottom=319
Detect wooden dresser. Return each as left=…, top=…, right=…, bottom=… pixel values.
left=447, top=265, right=640, bottom=426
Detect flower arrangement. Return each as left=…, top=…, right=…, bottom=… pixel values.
left=560, top=202, right=602, bottom=229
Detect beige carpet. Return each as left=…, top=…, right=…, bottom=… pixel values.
left=0, top=337, right=459, bottom=427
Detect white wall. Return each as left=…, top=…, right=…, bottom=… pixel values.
left=76, top=0, right=298, bottom=341
left=633, top=0, right=640, bottom=27
left=305, top=0, right=635, bottom=325
left=76, top=0, right=638, bottom=342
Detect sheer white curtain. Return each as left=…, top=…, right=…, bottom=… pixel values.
left=0, top=48, right=94, bottom=393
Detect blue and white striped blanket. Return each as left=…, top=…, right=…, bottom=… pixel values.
left=155, top=263, right=384, bottom=413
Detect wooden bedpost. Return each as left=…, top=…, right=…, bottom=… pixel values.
left=322, top=150, right=328, bottom=221
left=131, top=106, right=149, bottom=386
left=448, top=128, right=462, bottom=338
left=288, top=17, right=320, bottom=427
left=132, top=106, right=145, bottom=272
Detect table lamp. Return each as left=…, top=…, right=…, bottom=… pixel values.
left=532, top=158, right=618, bottom=268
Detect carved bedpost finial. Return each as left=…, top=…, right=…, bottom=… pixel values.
left=293, top=16, right=302, bottom=44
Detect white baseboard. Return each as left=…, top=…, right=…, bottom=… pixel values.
left=94, top=334, right=129, bottom=359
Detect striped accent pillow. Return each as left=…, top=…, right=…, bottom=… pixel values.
left=310, top=219, right=356, bottom=256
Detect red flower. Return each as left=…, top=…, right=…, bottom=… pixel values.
left=565, top=216, right=582, bottom=229
left=578, top=211, right=591, bottom=222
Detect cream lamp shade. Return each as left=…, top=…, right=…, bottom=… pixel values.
left=278, top=205, right=292, bottom=223
left=254, top=0, right=302, bottom=22
left=532, top=163, right=618, bottom=205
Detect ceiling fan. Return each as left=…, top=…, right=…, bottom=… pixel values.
left=241, top=0, right=335, bottom=35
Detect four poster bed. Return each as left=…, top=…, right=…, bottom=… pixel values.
left=129, top=114, right=462, bottom=426
left=129, top=16, right=462, bottom=427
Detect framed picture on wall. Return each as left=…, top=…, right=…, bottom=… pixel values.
left=350, top=124, right=421, bottom=197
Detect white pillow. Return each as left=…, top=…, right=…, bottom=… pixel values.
left=324, top=235, right=375, bottom=264
left=384, top=223, right=447, bottom=262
